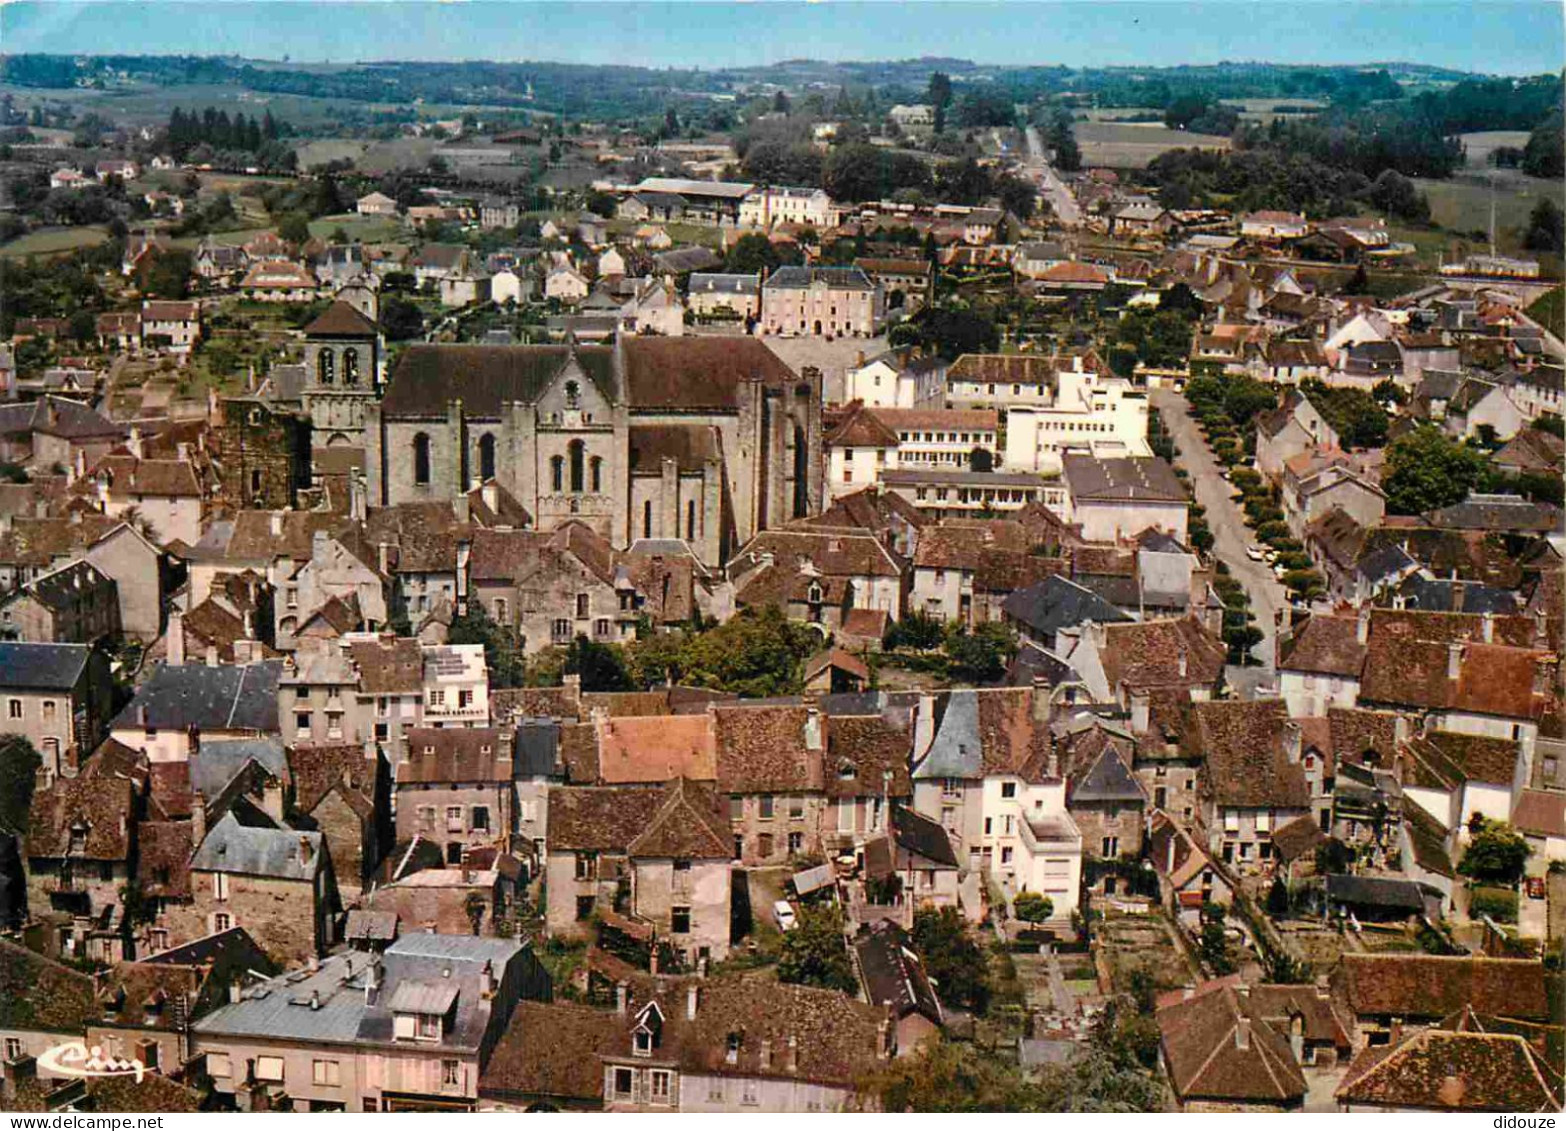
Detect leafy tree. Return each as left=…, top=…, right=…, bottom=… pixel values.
left=967, top=446, right=994, bottom=473
left=1300, top=379, right=1389, bottom=448
left=448, top=602, right=525, bottom=687
left=1383, top=425, right=1488, bottom=515
left=1114, top=309, right=1195, bottom=369
left=664, top=604, right=817, bottom=697
left=1458, top=819, right=1531, bottom=886
left=884, top=610, right=944, bottom=651
left=1012, top=891, right=1054, bottom=924
left=1314, top=837, right=1353, bottom=875
left=1198, top=901, right=1234, bottom=976
left=1264, top=951, right=1311, bottom=984
left=723, top=232, right=792, bottom=276
left=563, top=635, right=632, bottom=692
left=379, top=296, right=425, bottom=341
left=862, top=1037, right=1029, bottom=1112
left=142, top=248, right=194, bottom=299
left=1266, top=876, right=1290, bottom=917
left=1371, top=379, right=1408, bottom=407
left=912, top=906, right=991, bottom=1014
left=943, top=621, right=1015, bottom=684
left=928, top=72, right=953, bottom=134
left=777, top=904, right=856, bottom=993
left=1524, top=197, right=1564, bottom=254
left=1522, top=117, right=1565, bottom=179
left=0, top=735, right=40, bottom=835
left=276, top=211, right=311, bottom=245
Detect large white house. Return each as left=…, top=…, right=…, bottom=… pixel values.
left=1002, top=363, right=1150, bottom=474
left=738, top=186, right=838, bottom=230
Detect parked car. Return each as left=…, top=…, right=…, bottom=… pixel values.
left=773, top=899, right=797, bottom=931
left=1245, top=545, right=1265, bottom=562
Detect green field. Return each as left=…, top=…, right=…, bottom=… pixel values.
left=1527, top=286, right=1564, bottom=337
left=0, top=225, right=111, bottom=259
left=1076, top=121, right=1230, bottom=168
left=307, top=214, right=407, bottom=243
left=1457, top=130, right=1532, bottom=170
left=1412, top=171, right=1563, bottom=254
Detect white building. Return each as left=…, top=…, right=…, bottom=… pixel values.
left=877, top=407, right=998, bottom=471
left=1060, top=454, right=1188, bottom=544
left=841, top=350, right=945, bottom=409
left=1002, top=365, right=1150, bottom=475
left=738, top=186, right=837, bottom=230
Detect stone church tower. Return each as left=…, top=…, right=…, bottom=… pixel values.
left=300, top=300, right=382, bottom=452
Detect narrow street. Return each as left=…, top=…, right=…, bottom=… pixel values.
left=1151, top=387, right=1287, bottom=675
left=1022, top=125, right=1082, bottom=228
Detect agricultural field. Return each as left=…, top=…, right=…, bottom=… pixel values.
left=1411, top=169, right=1563, bottom=254
left=1221, top=97, right=1327, bottom=125
left=1527, top=286, right=1564, bottom=337
left=1457, top=130, right=1532, bottom=170
left=294, top=139, right=373, bottom=168
left=1075, top=121, right=1230, bottom=169
left=307, top=213, right=407, bottom=243
left=0, top=224, right=110, bottom=259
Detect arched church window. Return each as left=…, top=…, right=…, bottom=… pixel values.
left=413, top=433, right=431, bottom=485
left=569, top=440, right=585, bottom=493
left=342, top=348, right=359, bottom=386
left=551, top=456, right=564, bottom=493
left=317, top=350, right=334, bottom=386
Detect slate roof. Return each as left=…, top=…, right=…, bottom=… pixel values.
left=113, top=662, right=281, bottom=733
left=191, top=737, right=289, bottom=799
left=854, top=920, right=942, bottom=1024
left=0, top=396, right=124, bottom=441
left=1423, top=493, right=1562, bottom=533
left=0, top=641, right=91, bottom=689
left=189, top=811, right=325, bottom=882
left=512, top=720, right=562, bottom=779
left=289, top=743, right=378, bottom=814
left=1001, top=574, right=1131, bottom=638
left=1062, top=454, right=1185, bottom=503
left=1324, top=874, right=1433, bottom=914
left=913, top=687, right=1053, bottom=783
left=891, top=804, right=958, bottom=867
left=1068, top=743, right=1146, bottom=805
left=765, top=265, right=875, bottom=291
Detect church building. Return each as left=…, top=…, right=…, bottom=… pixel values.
left=364, top=337, right=822, bottom=565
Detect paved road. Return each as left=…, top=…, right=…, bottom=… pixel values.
left=1022, top=125, right=1082, bottom=228
left=1152, top=387, right=1287, bottom=672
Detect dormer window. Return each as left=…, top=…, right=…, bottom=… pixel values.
left=634, top=1028, right=653, bottom=1056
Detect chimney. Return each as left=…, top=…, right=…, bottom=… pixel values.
left=1447, top=642, right=1464, bottom=681
left=1235, top=1016, right=1252, bottom=1051
left=615, top=981, right=629, bottom=1015
left=166, top=608, right=184, bottom=665
left=349, top=473, right=367, bottom=523
left=1177, top=651, right=1187, bottom=679
left=649, top=949, right=660, bottom=976
left=686, top=982, right=699, bottom=1021
left=1283, top=721, right=1303, bottom=764
left=364, top=956, right=382, bottom=1006
left=1130, top=690, right=1150, bottom=735
left=2, top=1055, right=37, bottom=1106
left=312, top=528, right=330, bottom=561
left=480, top=959, right=496, bottom=998
left=1394, top=714, right=1411, bottom=745
left=269, top=512, right=283, bottom=538
left=803, top=708, right=823, bottom=751
left=228, top=980, right=243, bottom=1004
left=482, top=481, right=499, bottom=513
left=1535, top=608, right=1549, bottom=647
left=453, top=495, right=470, bottom=524
left=1031, top=675, right=1050, bottom=724
left=1356, top=605, right=1370, bottom=646
left=298, top=836, right=314, bottom=866
left=309, top=989, right=321, bottom=1011
left=876, top=1018, right=891, bottom=1060
left=1480, top=611, right=1494, bottom=643
left=191, top=790, right=207, bottom=848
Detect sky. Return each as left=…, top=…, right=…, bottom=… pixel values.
left=3, top=0, right=1563, bottom=75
